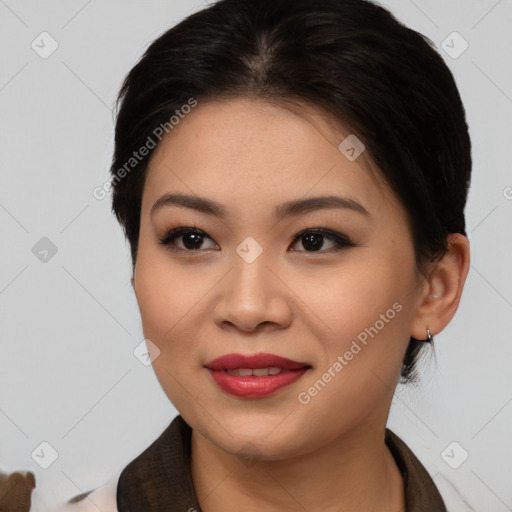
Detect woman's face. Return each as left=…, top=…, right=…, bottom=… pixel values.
left=133, top=98, right=427, bottom=459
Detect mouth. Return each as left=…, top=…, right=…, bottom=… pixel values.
left=204, top=353, right=312, bottom=398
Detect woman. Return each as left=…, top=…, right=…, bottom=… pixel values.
left=63, top=0, right=472, bottom=510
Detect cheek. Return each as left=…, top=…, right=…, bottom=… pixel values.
left=293, top=266, right=414, bottom=434
left=310, top=258, right=411, bottom=336
left=300, top=246, right=418, bottom=392
left=133, top=244, right=205, bottom=349
left=133, top=252, right=209, bottom=405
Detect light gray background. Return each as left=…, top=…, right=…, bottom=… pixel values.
left=0, top=1, right=511, bottom=511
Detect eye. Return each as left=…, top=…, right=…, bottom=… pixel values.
left=159, top=226, right=354, bottom=254
left=290, top=228, right=355, bottom=252
left=158, top=227, right=218, bottom=252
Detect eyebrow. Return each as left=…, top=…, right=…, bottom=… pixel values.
left=150, top=193, right=371, bottom=220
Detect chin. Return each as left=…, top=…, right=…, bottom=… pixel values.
left=199, top=418, right=306, bottom=460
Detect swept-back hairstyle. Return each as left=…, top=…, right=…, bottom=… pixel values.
left=109, top=0, right=472, bottom=383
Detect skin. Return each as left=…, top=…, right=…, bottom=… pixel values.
left=132, top=98, right=470, bottom=511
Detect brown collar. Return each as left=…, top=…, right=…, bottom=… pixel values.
left=385, top=429, right=447, bottom=511
left=117, top=415, right=446, bottom=511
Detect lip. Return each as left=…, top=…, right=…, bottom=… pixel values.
left=204, top=352, right=311, bottom=371
left=204, top=352, right=312, bottom=398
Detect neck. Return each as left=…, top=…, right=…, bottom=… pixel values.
left=190, top=419, right=405, bottom=512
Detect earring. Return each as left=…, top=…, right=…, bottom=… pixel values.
left=412, top=327, right=433, bottom=343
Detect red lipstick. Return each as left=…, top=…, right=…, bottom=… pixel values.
left=204, top=353, right=312, bottom=398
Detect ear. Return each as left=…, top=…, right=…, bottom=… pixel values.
left=410, top=233, right=470, bottom=340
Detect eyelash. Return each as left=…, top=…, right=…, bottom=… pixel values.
left=157, top=226, right=355, bottom=254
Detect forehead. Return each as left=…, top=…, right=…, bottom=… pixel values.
left=141, top=98, right=396, bottom=219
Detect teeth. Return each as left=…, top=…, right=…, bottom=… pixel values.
left=224, top=367, right=285, bottom=376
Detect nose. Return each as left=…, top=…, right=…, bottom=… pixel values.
left=212, top=250, right=293, bottom=333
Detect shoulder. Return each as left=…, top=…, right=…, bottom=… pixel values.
left=54, top=474, right=120, bottom=512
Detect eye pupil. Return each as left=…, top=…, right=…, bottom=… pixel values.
left=182, top=232, right=203, bottom=250
left=302, top=233, right=323, bottom=251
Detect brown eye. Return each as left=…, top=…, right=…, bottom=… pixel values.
left=159, top=227, right=218, bottom=251
left=290, top=228, right=354, bottom=252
